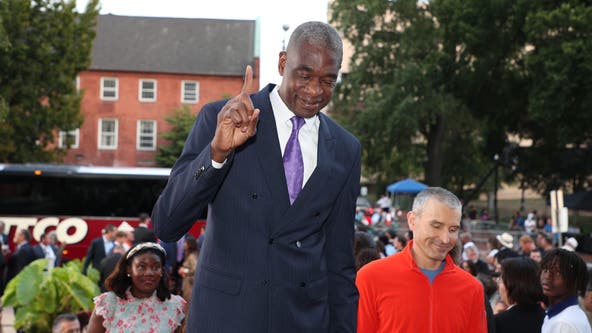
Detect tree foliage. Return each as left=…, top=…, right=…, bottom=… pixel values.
left=331, top=0, right=592, bottom=197
left=156, top=105, right=196, bottom=167
left=0, top=0, right=99, bottom=162
left=331, top=0, right=491, bottom=192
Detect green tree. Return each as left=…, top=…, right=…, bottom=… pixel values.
left=156, top=105, right=196, bottom=167
left=0, top=0, right=99, bottom=162
left=517, top=0, right=592, bottom=195
left=331, top=0, right=490, bottom=192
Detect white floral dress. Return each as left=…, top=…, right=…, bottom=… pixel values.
left=94, top=290, right=186, bottom=332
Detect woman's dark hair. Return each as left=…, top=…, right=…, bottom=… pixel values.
left=394, top=234, right=407, bottom=248
left=540, top=248, right=589, bottom=297
left=185, top=234, right=198, bottom=255
left=105, top=243, right=171, bottom=301
left=356, top=247, right=380, bottom=271
left=501, top=257, right=543, bottom=305
left=354, top=231, right=376, bottom=257
left=462, top=260, right=478, bottom=276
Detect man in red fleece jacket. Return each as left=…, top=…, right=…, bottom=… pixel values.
left=356, top=187, right=487, bottom=333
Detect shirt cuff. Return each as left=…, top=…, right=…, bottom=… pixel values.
left=211, top=159, right=226, bottom=169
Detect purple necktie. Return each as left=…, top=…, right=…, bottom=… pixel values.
left=284, top=116, right=305, bottom=204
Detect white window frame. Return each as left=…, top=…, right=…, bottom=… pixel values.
left=181, top=80, right=199, bottom=104
left=58, top=129, right=80, bottom=149
left=98, top=118, right=118, bottom=150
left=100, top=77, right=118, bottom=101
left=139, top=79, right=157, bottom=102
left=136, top=120, right=157, bottom=151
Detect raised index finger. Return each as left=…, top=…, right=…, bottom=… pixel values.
left=241, top=65, right=255, bottom=94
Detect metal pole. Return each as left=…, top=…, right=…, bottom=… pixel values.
left=494, top=154, right=499, bottom=225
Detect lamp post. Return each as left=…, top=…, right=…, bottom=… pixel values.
left=282, top=24, right=290, bottom=51
left=493, top=154, right=499, bottom=225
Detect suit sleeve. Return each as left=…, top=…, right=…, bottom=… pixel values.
left=151, top=101, right=232, bottom=242
left=82, top=240, right=95, bottom=274
left=325, top=139, right=361, bottom=333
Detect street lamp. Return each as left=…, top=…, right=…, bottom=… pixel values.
left=282, top=24, right=290, bottom=51
left=493, top=154, right=499, bottom=225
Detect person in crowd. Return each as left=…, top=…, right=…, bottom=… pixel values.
left=537, top=231, right=555, bottom=254
left=151, top=21, right=360, bottom=332
left=405, top=229, right=414, bottom=242
left=518, top=234, right=537, bottom=258
left=530, top=248, right=543, bottom=263
left=509, top=211, right=525, bottom=230
left=82, top=224, right=116, bottom=274
left=52, top=313, right=81, bottom=333
left=463, top=242, right=490, bottom=275
left=378, top=231, right=396, bottom=256
left=6, top=229, right=37, bottom=282
left=354, top=231, right=380, bottom=271
left=87, top=242, right=186, bottom=333
left=356, top=187, right=486, bottom=332
left=33, top=232, right=59, bottom=270
left=98, top=244, right=125, bottom=292
left=117, top=221, right=135, bottom=246
left=468, top=205, right=478, bottom=220
left=112, top=230, right=130, bottom=252
left=486, top=236, right=502, bottom=270
left=562, top=237, right=579, bottom=252
left=178, top=235, right=198, bottom=302
left=579, top=269, right=592, bottom=328
left=494, top=257, right=545, bottom=333
left=480, top=208, right=490, bottom=221
left=540, top=249, right=591, bottom=333
left=133, top=212, right=156, bottom=245
left=524, top=211, right=537, bottom=234
left=495, top=232, right=519, bottom=264
left=392, top=233, right=406, bottom=252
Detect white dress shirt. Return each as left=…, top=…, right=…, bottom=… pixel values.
left=270, top=86, right=319, bottom=187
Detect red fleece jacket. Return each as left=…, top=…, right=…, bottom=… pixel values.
left=356, top=241, right=487, bottom=333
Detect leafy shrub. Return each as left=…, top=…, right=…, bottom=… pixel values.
left=1, top=259, right=100, bottom=332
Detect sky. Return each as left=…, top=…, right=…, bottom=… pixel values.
left=75, top=0, right=330, bottom=87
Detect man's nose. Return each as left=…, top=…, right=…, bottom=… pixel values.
left=305, top=79, right=322, bottom=95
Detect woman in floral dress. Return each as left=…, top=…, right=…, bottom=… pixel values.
left=87, top=242, right=186, bottom=333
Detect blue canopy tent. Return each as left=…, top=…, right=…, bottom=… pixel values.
left=386, top=178, right=428, bottom=194
left=386, top=179, right=428, bottom=222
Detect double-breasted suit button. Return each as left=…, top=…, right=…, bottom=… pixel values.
left=193, top=166, right=206, bottom=179
left=251, top=192, right=258, bottom=199
left=296, top=241, right=302, bottom=248
left=268, top=238, right=274, bottom=245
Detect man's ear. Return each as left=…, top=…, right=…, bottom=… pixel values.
left=407, top=211, right=416, bottom=231
left=278, top=51, right=287, bottom=76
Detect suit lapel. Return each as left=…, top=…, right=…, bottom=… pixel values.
left=273, top=113, right=336, bottom=233
left=251, top=86, right=292, bottom=211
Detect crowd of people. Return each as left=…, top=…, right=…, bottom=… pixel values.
left=354, top=190, right=592, bottom=332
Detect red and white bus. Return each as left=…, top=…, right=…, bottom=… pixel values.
left=0, top=163, right=205, bottom=260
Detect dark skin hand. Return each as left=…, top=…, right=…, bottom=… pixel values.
left=211, top=65, right=260, bottom=163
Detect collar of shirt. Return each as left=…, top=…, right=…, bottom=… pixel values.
left=270, top=86, right=319, bottom=153
left=546, top=295, right=578, bottom=319
left=270, top=86, right=319, bottom=186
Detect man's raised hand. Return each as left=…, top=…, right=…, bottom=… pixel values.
left=211, top=65, right=260, bottom=163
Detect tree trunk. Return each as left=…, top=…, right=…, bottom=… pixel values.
left=425, top=114, right=446, bottom=186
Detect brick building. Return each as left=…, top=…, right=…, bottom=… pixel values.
left=61, top=15, right=259, bottom=167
